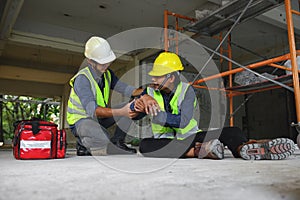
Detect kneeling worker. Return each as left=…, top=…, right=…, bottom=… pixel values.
left=67, top=36, right=157, bottom=156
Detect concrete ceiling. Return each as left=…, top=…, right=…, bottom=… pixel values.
left=0, top=0, right=298, bottom=98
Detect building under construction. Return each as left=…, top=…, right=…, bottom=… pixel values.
left=0, top=0, right=300, bottom=200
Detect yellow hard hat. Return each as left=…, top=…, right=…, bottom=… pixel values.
left=84, top=36, right=116, bottom=64
left=148, top=52, right=184, bottom=76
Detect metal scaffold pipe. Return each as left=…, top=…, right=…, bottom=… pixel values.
left=285, top=0, right=300, bottom=124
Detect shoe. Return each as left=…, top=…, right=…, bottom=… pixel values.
left=195, top=139, right=224, bottom=159
left=76, top=142, right=92, bottom=156
left=239, top=138, right=295, bottom=160
left=107, top=140, right=137, bottom=155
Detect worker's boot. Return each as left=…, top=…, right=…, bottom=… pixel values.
left=238, top=138, right=295, bottom=160
left=76, top=142, right=92, bottom=156
left=107, top=140, right=137, bottom=155
left=194, top=139, right=224, bottom=159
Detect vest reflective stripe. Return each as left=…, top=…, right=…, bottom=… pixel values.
left=67, top=67, right=111, bottom=125
left=67, top=107, right=85, bottom=116
left=67, top=88, right=86, bottom=124
left=154, top=132, right=175, bottom=139
left=68, top=96, right=83, bottom=110
left=147, top=82, right=199, bottom=140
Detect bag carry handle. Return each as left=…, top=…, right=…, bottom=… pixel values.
left=31, top=121, right=40, bottom=135
left=19, top=119, right=57, bottom=135
left=13, top=120, right=41, bottom=135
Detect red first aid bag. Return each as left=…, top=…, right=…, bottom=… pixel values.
left=13, top=120, right=66, bottom=159
left=56, top=129, right=66, bottom=159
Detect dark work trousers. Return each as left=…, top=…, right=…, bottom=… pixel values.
left=139, top=127, right=248, bottom=158
left=98, top=116, right=132, bottom=143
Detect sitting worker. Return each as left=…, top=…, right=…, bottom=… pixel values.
left=131, top=52, right=295, bottom=160
left=67, top=36, right=158, bottom=156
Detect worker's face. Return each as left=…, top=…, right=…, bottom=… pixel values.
left=88, top=59, right=111, bottom=74
left=150, top=74, right=174, bottom=91
left=95, top=62, right=111, bottom=73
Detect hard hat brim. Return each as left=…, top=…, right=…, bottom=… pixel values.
left=93, top=51, right=116, bottom=64
left=148, top=65, right=178, bottom=76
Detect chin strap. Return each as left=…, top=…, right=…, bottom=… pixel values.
left=155, top=73, right=171, bottom=91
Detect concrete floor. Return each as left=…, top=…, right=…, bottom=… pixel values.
left=1, top=148, right=300, bottom=200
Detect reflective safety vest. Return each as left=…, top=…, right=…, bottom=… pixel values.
left=147, top=82, right=199, bottom=140
left=67, top=67, right=111, bottom=125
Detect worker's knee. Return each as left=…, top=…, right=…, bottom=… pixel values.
left=75, top=118, right=110, bottom=149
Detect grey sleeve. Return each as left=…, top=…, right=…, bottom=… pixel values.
left=178, top=86, right=197, bottom=128
left=109, top=70, right=135, bottom=97
left=73, top=75, right=98, bottom=118
left=113, top=81, right=136, bottom=97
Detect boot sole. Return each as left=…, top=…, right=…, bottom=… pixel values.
left=199, top=139, right=224, bottom=159
left=212, top=139, right=225, bottom=159
left=106, top=143, right=137, bottom=155
left=240, top=138, right=295, bottom=160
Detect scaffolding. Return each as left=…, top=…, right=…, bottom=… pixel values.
left=163, top=0, right=300, bottom=146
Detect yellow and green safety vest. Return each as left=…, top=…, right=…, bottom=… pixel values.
left=67, top=66, right=111, bottom=125
left=147, top=82, right=199, bottom=140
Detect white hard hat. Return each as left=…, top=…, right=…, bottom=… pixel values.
left=84, top=36, right=116, bottom=64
